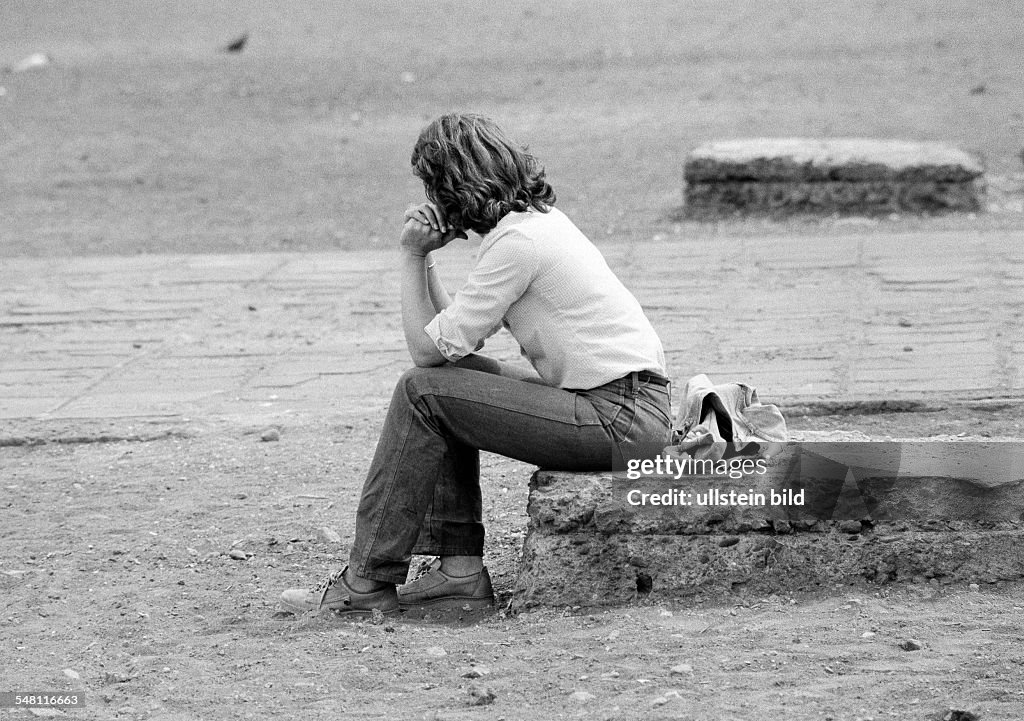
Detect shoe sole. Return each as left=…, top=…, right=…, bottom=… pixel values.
left=333, top=607, right=401, bottom=617
left=398, top=596, right=495, bottom=611
left=279, top=601, right=400, bottom=616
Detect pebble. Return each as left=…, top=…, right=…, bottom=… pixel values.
left=839, top=520, right=863, bottom=534
left=466, top=686, right=496, bottom=706
left=12, top=52, right=51, bottom=73
left=369, top=608, right=385, bottom=625
left=64, top=668, right=87, bottom=695
left=103, top=670, right=134, bottom=684
left=461, top=664, right=491, bottom=678
left=425, top=646, right=447, bottom=657
left=969, top=583, right=980, bottom=592
left=260, top=428, right=280, bottom=442
left=670, top=663, right=693, bottom=675
left=899, top=638, right=924, bottom=651
left=861, top=631, right=876, bottom=639
left=228, top=549, right=247, bottom=561
left=569, top=691, right=596, bottom=703
left=317, top=527, right=342, bottom=544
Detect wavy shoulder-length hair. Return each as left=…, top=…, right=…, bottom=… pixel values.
left=411, top=113, right=556, bottom=235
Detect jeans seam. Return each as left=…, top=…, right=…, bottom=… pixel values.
left=422, top=390, right=590, bottom=426
left=411, top=544, right=484, bottom=556
left=621, top=398, right=637, bottom=442
left=355, top=396, right=421, bottom=582
left=636, top=395, right=673, bottom=427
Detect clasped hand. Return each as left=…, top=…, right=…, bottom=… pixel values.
left=401, top=202, right=467, bottom=257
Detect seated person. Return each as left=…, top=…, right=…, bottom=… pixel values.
left=281, top=113, right=672, bottom=614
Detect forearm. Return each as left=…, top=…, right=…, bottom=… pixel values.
left=454, top=354, right=547, bottom=384
left=425, top=253, right=453, bottom=312
left=401, top=251, right=447, bottom=367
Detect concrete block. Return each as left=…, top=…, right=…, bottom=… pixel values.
left=513, top=443, right=1024, bottom=609
left=683, top=138, right=984, bottom=216
left=514, top=528, right=1024, bottom=610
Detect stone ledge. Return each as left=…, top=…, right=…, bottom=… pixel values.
left=513, top=528, right=1024, bottom=610
left=526, top=443, right=1024, bottom=536
left=685, top=138, right=984, bottom=183
left=683, top=138, right=984, bottom=215
left=513, top=443, right=1024, bottom=609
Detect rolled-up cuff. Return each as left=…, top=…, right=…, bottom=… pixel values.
left=424, top=314, right=468, bottom=362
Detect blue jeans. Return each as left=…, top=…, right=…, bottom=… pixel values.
left=350, top=361, right=673, bottom=583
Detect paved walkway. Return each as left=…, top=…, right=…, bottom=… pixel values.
left=1, top=229, right=1022, bottom=436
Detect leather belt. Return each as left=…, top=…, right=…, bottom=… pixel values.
left=634, top=371, right=670, bottom=387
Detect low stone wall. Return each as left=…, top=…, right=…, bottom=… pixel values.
left=512, top=443, right=1024, bottom=609
left=683, top=138, right=985, bottom=216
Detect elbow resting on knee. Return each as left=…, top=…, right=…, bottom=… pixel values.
left=411, top=349, right=447, bottom=368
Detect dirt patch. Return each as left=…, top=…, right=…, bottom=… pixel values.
left=2, top=407, right=1023, bottom=719
left=1, top=0, right=1023, bottom=257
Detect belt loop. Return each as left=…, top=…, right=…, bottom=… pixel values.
left=630, top=371, right=640, bottom=397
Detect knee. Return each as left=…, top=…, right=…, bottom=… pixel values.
left=399, top=365, right=435, bottom=385
left=396, top=365, right=445, bottom=403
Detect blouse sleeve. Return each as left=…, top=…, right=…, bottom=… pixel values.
left=424, top=231, right=537, bottom=361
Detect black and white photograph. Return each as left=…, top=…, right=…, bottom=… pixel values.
left=2, top=2, right=1023, bottom=719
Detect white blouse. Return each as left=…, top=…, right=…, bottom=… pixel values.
left=424, top=207, right=666, bottom=390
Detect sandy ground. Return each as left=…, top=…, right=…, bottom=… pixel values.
left=2, top=1, right=1024, bottom=719
left=2, top=410, right=1024, bottom=720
